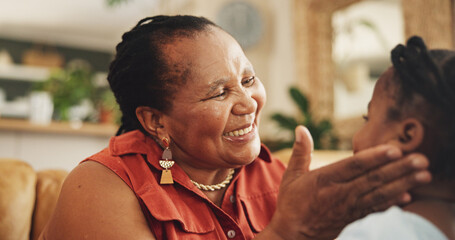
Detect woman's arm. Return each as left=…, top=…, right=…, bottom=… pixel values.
left=40, top=161, right=156, bottom=240
left=256, top=126, right=431, bottom=240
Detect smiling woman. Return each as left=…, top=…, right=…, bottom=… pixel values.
left=137, top=26, right=265, bottom=174
left=39, top=15, right=432, bottom=240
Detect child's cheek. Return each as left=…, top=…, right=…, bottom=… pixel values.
left=385, top=139, right=403, bottom=151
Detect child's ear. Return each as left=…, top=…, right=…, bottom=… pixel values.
left=394, top=118, right=424, bottom=153
left=136, top=106, right=167, bottom=138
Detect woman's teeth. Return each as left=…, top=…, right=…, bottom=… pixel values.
left=224, top=125, right=253, bottom=137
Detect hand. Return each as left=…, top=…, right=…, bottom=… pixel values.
left=267, top=126, right=431, bottom=240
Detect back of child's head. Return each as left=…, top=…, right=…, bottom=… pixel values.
left=387, top=36, right=455, bottom=181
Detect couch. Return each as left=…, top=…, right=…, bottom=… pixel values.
left=272, top=148, right=352, bottom=169
left=0, top=159, right=68, bottom=240
left=0, top=149, right=351, bottom=240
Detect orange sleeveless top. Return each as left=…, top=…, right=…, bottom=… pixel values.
left=84, top=130, right=286, bottom=240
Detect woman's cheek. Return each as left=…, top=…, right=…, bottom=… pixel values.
left=256, top=80, right=267, bottom=108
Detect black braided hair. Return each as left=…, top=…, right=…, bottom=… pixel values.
left=107, top=15, right=217, bottom=136
left=390, top=36, right=455, bottom=180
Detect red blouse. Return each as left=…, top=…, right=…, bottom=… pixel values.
left=84, top=130, right=286, bottom=240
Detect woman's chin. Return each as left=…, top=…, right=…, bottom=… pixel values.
left=226, top=138, right=262, bottom=167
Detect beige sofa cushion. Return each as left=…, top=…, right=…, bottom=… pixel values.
left=0, top=159, right=37, bottom=240
left=31, top=169, right=68, bottom=240
left=272, top=148, right=352, bottom=169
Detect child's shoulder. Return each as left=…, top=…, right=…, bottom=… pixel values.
left=337, top=206, right=448, bottom=240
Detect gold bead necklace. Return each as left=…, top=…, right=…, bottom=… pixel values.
left=190, top=169, right=235, bottom=191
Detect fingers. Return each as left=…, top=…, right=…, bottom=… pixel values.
left=286, top=126, right=314, bottom=173
left=360, top=168, right=431, bottom=208
left=353, top=196, right=399, bottom=220
left=317, top=150, right=431, bottom=223
left=348, top=153, right=430, bottom=196
left=345, top=153, right=431, bottom=218
left=350, top=169, right=430, bottom=221
left=321, top=144, right=403, bottom=182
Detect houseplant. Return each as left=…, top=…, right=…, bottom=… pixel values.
left=96, top=88, right=121, bottom=124
left=269, top=86, right=338, bottom=150
left=34, top=60, right=96, bottom=121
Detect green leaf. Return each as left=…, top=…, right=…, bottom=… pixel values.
left=269, top=86, right=338, bottom=150
left=289, top=87, right=313, bottom=124
left=317, top=120, right=332, bottom=132
left=355, top=18, right=388, bottom=51
left=271, top=113, right=299, bottom=131
left=289, top=87, right=309, bottom=114
left=106, top=0, right=130, bottom=7
left=357, top=19, right=375, bottom=29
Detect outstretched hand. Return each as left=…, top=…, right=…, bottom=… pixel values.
left=263, top=126, right=431, bottom=240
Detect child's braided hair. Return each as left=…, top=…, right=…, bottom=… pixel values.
left=390, top=36, right=455, bottom=180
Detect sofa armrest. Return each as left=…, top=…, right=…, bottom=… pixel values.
left=0, top=159, right=37, bottom=240
left=31, top=169, right=68, bottom=240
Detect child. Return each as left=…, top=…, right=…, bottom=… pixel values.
left=337, top=36, right=455, bottom=239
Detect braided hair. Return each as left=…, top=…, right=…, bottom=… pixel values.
left=107, top=15, right=217, bottom=136
left=389, top=36, right=455, bottom=180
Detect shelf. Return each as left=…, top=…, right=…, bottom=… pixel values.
left=0, top=118, right=118, bottom=137
left=0, top=64, right=50, bottom=82
left=0, top=64, right=108, bottom=87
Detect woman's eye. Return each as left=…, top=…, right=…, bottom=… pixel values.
left=242, top=76, right=255, bottom=87
left=212, top=90, right=227, bottom=99
left=362, top=114, right=369, bottom=121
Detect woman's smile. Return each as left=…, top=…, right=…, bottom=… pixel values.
left=157, top=26, right=265, bottom=169
left=222, top=124, right=257, bottom=142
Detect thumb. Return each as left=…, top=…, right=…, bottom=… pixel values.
left=286, top=125, right=314, bottom=173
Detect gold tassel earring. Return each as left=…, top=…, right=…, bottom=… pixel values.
left=159, top=137, right=174, bottom=184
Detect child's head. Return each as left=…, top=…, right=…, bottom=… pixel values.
left=353, top=36, right=455, bottom=181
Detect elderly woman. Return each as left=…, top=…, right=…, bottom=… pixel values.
left=40, top=15, right=431, bottom=240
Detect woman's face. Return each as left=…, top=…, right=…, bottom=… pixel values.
left=160, top=27, right=266, bottom=170
left=352, top=68, right=401, bottom=153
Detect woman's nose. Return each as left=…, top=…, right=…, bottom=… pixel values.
left=232, top=90, right=257, bottom=115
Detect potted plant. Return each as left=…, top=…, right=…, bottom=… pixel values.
left=269, top=86, right=338, bottom=151
left=96, top=89, right=120, bottom=124
left=34, top=60, right=96, bottom=121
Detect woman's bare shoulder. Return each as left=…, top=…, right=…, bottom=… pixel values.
left=40, top=161, right=156, bottom=240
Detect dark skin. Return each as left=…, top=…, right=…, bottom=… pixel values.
left=261, top=126, right=431, bottom=240
left=40, top=127, right=430, bottom=240
left=353, top=67, right=455, bottom=239
left=39, top=29, right=432, bottom=240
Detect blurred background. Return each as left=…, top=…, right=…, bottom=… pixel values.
left=0, top=0, right=453, bottom=171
